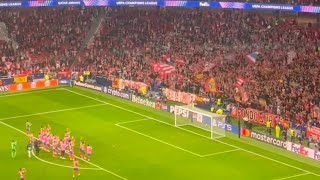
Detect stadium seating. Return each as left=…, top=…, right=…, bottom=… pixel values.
left=77, top=8, right=320, bottom=128
left=0, top=7, right=320, bottom=128
left=0, top=7, right=98, bottom=75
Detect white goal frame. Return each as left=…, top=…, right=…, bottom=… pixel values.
left=174, top=105, right=227, bottom=139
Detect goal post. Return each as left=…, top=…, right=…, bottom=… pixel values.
left=174, top=105, right=227, bottom=139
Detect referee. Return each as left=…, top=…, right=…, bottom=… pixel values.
left=34, top=139, right=40, bottom=156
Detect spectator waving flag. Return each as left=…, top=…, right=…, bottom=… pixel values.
left=203, top=62, right=215, bottom=72
left=152, top=63, right=175, bottom=78
left=5, top=61, right=12, bottom=69
left=245, top=52, right=259, bottom=64
left=162, top=54, right=173, bottom=64
left=236, top=77, right=245, bottom=87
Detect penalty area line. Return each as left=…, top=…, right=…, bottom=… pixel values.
left=63, top=88, right=320, bottom=177
left=274, top=172, right=311, bottom=180
left=0, top=121, right=128, bottom=180
left=200, top=149, right=241, bottom=157
left=115, top=123, right=203, bottom=157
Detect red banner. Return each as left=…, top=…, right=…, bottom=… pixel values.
left=306, top=126, right=320, bottom=139
left=162, top=88, right=210, bottom=104
left=58, top=71, right=71, bottom=79
left=7, top=80, right=58, bottom=92
left=205, top=77, right=219, bottom=93
left=231, top=107, right=288, bottom=128
left=119, top=79, right=147, bottom=92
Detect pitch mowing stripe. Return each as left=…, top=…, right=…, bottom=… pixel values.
left=0, top=114, right=128, bottom=180
left=116, top=123, right=203, bottom=157
left=274, top=172, right=311, bottom=180
left=0, top=104, right=106, bottom=122
left=64, top=88, right=320, bottom=177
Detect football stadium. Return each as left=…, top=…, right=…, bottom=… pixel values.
left=0, top=1, right=320, bottom=180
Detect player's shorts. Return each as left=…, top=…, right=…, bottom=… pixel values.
left=87, top=153, right=91, bottom=158
left=20, top=178, right=24, bottom=180
left=73, top=168, right=78, bottom=171
left=26, top=128, right=30, bottom=132
left=12, top=149, right=16, bottom=152
left=80, top=149, right=85, bottom=154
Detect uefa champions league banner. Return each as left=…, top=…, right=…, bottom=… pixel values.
left=0, top=0, right=319, bottom=14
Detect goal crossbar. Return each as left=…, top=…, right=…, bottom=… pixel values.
left=174, top=105, right=227, bottom=139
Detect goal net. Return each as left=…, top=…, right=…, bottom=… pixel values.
left=174, top=105, right=227, bottom=139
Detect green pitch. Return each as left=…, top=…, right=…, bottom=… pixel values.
left=0, top=87, right=319, bottom=180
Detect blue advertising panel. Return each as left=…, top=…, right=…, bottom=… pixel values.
left=0, top=1, right=318, bottom=14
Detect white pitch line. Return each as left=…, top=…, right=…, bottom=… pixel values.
left=0, top=120, right=128, bottom=180
left=0, top=88, right=59, bottom=98
left=201, top=149, right=241, bottom=157
left=116, top=118, right=235, bottom=158
left=0, top=104, right=106, bottom=122
left=116, top=123, right=202, bottom=157
left=64, top=88, right=320, bottom=177
left=274, top=172, right=311, bottom=180
left=31, top=150, right=101, bottom=170
left=116, top=118, right=150, bottom=125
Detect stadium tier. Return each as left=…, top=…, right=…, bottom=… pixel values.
left=0, top=2, right=320, bottom=180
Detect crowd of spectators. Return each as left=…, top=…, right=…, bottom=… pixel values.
left=76, top=8, right=320, bottom=128
left=0, top=7, right=99, bottom=77
left=0, top=7, right=319, bottom=128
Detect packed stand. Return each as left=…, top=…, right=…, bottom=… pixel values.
left=0, top=7, right=99, bottom=77
left=0, top=7, right=319, bottom=131
left=75, top=8, right=320, bottom=129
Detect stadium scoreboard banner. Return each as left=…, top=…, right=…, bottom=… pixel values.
left=0, top=0, right=319, bottom=14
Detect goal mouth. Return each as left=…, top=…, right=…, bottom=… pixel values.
left=174, top=105, right=227, bottom=139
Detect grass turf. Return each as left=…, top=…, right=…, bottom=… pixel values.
left=0, top=87, right=319, bottom=180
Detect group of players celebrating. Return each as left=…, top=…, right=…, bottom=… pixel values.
left=17, top=121, right=94, bottom=179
